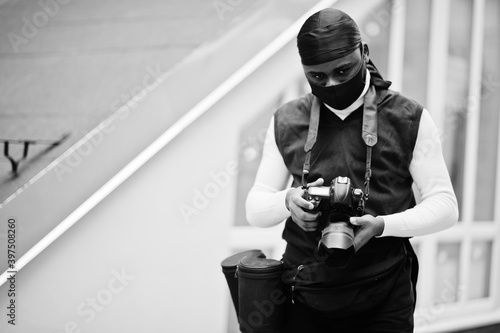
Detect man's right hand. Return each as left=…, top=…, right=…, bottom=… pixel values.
left=285, top=178, right=324, bottom=232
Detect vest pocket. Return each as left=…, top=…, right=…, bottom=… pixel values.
left=285, top=252, right=406, bottom=317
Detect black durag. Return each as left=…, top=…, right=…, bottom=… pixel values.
left=297, top=8, right=391, bottom=89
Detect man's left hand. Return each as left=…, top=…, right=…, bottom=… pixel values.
left=350, top=215, right=385, bottom=251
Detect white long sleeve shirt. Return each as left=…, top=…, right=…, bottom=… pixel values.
left=245, top=72, right=458, bottom=238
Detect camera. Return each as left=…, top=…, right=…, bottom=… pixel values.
left=302, top=176, right=365, bottom=268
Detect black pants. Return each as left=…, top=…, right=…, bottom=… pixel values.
left=284, top=252, right=417, bottom=333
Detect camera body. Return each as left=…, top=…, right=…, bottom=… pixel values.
left=302, top=176, right=365, bottom=268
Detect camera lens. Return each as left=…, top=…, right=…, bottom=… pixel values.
left=320, top=222, right=354, bottom=250
left=317, top=222, right=356, bottom=268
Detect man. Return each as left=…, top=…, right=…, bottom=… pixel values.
left=245, top=8, right=458, bottom=333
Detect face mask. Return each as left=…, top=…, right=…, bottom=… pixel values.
left=308, top=60, right=366, bottom=110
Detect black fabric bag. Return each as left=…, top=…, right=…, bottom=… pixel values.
left=238, top=256, right=286, bottom=333
left=221, top=249, right=266, bottom=317
left=221, top=250, right=287, bottom=333
left=283, top=241, right=408, bottom=318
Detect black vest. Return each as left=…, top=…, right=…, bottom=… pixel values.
left=274, top=87, right=423, bottom=274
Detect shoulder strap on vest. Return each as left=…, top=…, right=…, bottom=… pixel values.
left=301, top=96, right=321, bottom=187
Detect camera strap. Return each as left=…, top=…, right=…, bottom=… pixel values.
left=302, top=85, right=378, bottom=202
left=301, top=96, right=322, bottom=188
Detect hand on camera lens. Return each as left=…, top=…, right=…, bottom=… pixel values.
left=350, top=215, right=385, bottom=251
left=286, top=178, right=324, bottom=232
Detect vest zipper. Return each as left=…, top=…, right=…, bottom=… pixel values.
left=291, top=264, right=304, bottom=304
